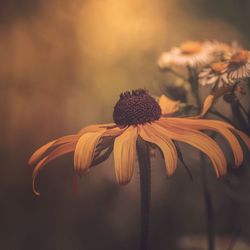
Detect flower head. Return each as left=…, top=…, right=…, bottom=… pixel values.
left=29, top=89, right=250, bottom=195
left=227, top=50, right=250, bottom=80
left=207, top=41, right=238, bottom=62
left=158, top=40, right=214, bottom=68
left=199, top=62, right=230, bottom=88
left=113, top=89, right=161, bottom=125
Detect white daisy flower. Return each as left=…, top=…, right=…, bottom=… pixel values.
left=207, top=41, right=238, bottom=62
left=227, top=50, right=250, bottom=80
left=158, top=41, right=214, bottom=68
left=199, top=62, right=230, bottom=88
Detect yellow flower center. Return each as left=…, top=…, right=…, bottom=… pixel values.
left=230, top=50, right=249, bottom=65
left=113, top=89, right=161, bottom=126
left=180, top=41, right=202, bottom=54
left=211, top=62, right=228, bottom=72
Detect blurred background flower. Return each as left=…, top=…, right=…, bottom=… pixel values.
left=1, top=0, right=250, bottom=249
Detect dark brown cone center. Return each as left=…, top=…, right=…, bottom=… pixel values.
left=113, top=89, right=161, bottom=126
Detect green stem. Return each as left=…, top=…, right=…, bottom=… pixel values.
left=136, top=137, right=151, bottom=250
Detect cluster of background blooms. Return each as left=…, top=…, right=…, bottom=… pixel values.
left=158, top=40, right=250, bottom=89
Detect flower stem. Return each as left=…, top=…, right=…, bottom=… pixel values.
left=200, top=155, right=215, bottom=250
left=190, top=70, right=215, bottom=250
left=136, top=137, right=151, bottom=250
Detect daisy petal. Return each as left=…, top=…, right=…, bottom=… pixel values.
left=113, top=126, right=138, bottom=185
left=139, top=124, right=177, bottom=176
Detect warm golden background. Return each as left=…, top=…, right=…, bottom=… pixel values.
left=1, top=0, right=250, bottom=249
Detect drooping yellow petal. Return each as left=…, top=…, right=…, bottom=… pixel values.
left=158, top=95, right=180, bottom=115
left=74, top=129, right=106, bottom=174
left=74, top=126, right=123, bottom=174
left=29, top=135, right=80, bottom=165
left=113, top=126, right=138, bottom=185
left=28, top=140, right=56, bottom=165
left=165, top=117, right=244, bottom=167
left=53, top=135, right=80, bottom=146
left=139, top=123, right=177, bottom=176
left=156, top=119, right=227, bottom=176
left=32, top=142, right=76, bottom=195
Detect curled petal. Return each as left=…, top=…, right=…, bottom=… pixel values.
left=113, top=126, right=138, bottom=185
left=29, top=140, right=56, bottom=165
left=74, top=129, right=106, bottom=174
left=74, top=126, right=123, bottom=174
left=139, top=124, right=177, bottom=176
left=53, top=135, right=80, bottom=146
left=29, top=135, right=80, bottom=165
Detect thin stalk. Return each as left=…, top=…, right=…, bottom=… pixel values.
left=187, top=66, right=201, bottom=109
left=200, top=155, right=215, bottom=250
left=229, top=81, right=249, bottom=133
left=231, top=101, right=249, bottom=134
left=238, top=101, right=250, bottom=130
left=190, top=68, right=215, bottom=250
left=136, top=137, right=151, bottom=250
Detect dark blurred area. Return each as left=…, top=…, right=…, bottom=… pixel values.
left=1, top=0, right=250, bottom=249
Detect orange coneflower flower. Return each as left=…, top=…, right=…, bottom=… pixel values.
left=29, top=89, right=250, bottom=195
